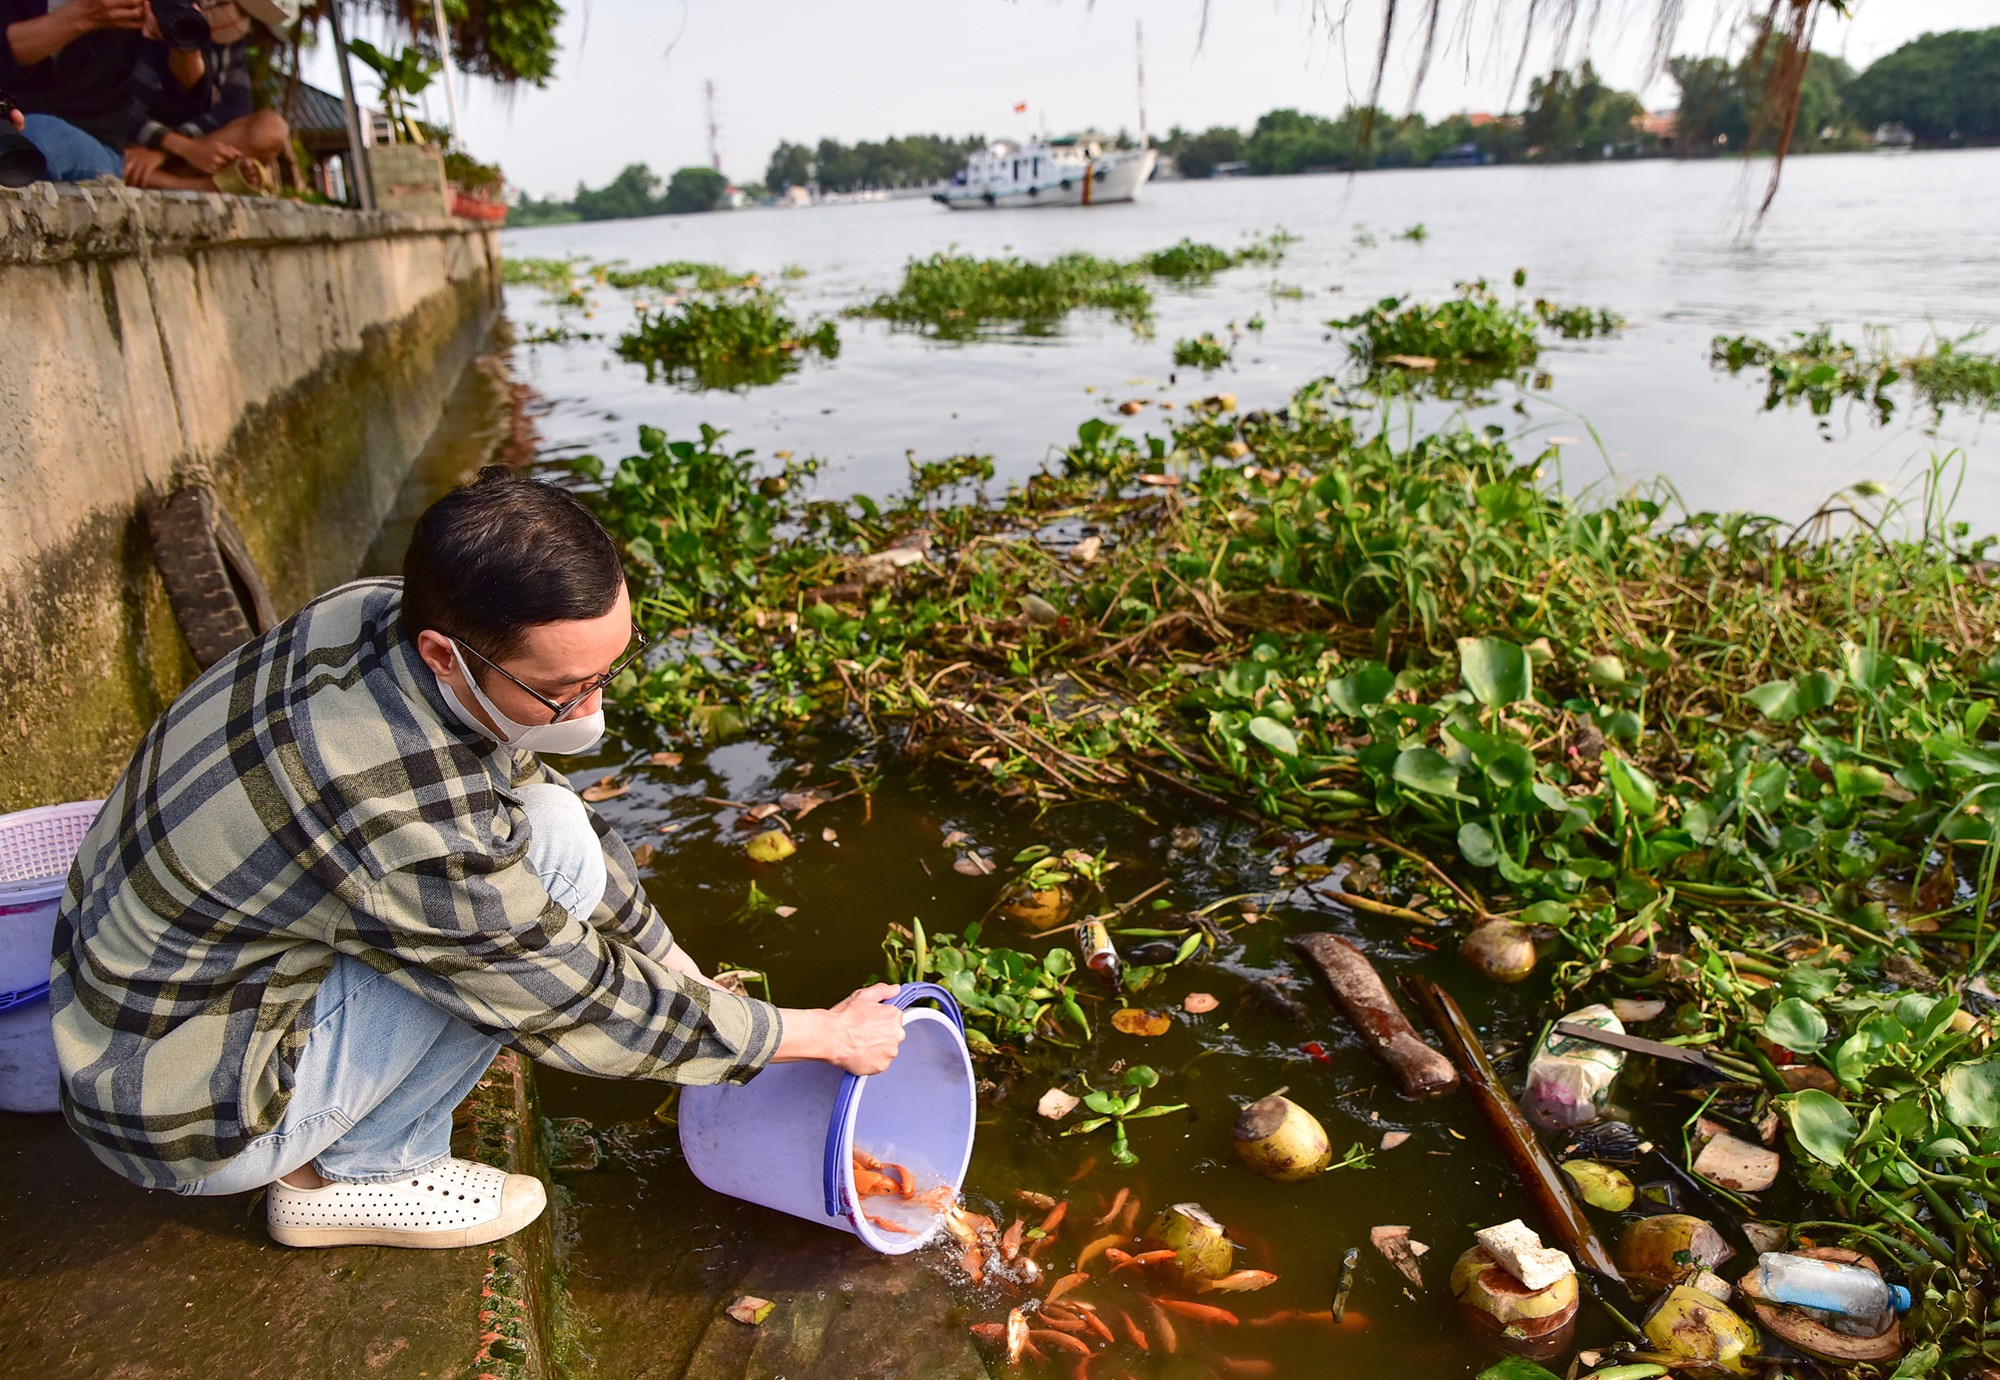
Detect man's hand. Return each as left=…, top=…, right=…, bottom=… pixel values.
left=123, top=144, right=166, bottom=187
left=772, top=983, right=907, bottom=1075
left=163, top=132, right=240, bottom=175
left=7, top=0, right=141, bottom=67
left=70, top=0, right=146, bottom=32
left=6, top=110, right=21, bottom=133
left=825, top=983, right=907, bottom=1074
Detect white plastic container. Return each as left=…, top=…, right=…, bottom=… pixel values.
left=0, top=800, right=103, bottom=1114
left=679, top=983, right=976, bottom=1254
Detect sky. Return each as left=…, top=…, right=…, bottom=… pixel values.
left=302, top=0, right=1992, bottom=200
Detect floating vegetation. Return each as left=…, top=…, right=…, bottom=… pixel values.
left=1714, top=326, right=2000, bottom=427
left=1139, top=238, right=1236, bottom=280
left=501, top=256, right=596, bottom=308
left=1533, top=298, right=1624, bottom=339
left=1173, top=333, right=1234, bottom=371
left=602, top=259, right=759, bottom=293
left=1333, top=279, right=1539, bottom=393
left=851, top=234, right=1298, bottom=341
left=852, top=250, right=1154, bottom=340
left=584, top=367, right=2000, bottom=1364
left=1333, top=274, right=1619, bottom=396
left=614, top=290, right=839, bottom=391
left=1140, top=231, right=1293, bottom=280
left=908, top=452, right=995, bottom=503
left=1398, top=222, right=1429, bottom=242
left=519, top=323, right=596, bottom=346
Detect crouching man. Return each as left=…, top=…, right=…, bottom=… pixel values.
left=51, top=468, right=904, bottom=1248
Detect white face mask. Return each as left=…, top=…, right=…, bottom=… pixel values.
left=437, top=638, right=607, bottom=756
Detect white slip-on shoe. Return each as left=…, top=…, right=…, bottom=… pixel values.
left=265, top=1156, right=547, bottom=1249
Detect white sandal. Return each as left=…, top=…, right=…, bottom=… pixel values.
left=265, top=1156, right=546, bottom=1249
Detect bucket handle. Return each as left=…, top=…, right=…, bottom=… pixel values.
left=820, top=982, right=965, bottom=1220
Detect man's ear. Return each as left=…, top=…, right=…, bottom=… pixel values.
left=414, top=628, right=460, bottom=679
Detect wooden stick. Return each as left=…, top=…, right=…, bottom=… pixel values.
left=1405, top=976, right=1625, bottom=1290
left=1288, top=933, right=1458, bottom=1099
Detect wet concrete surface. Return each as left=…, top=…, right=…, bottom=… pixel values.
left=549, top=1083, right=985, bottom=1380
left=0, top=1052, right=549, bottom=1380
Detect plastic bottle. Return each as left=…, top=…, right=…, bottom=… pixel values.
left=1077, top=919, right=1120, bottom=985
left=1753, top=1252, right=1911, bottom=1335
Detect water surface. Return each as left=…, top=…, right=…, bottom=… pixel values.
left=506, top=150, right=2000, bottom=523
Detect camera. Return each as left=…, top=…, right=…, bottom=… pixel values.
left=152, top=0, right=212, bottom=50
left=0, top=93, right=49, bottom=188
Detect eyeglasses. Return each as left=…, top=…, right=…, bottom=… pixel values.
left=455, top=621, right=649, bottom=724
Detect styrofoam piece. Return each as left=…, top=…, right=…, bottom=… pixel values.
left=1475, top=1219, right=1576, bottom=1291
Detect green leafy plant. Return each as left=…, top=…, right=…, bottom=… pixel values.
left=604, top=260, right=760, bottom=293
left=346, top=39, right=440, bottom=145
left=1715, top=326, right=2000, bottom=425
left=880, top=920, right=1096, bottom=1048
left=1061, top=1065, right=1187, bottom=1165
left=1173, top=332, right=1234, bottom=371
left=881, top=918, right=1093, bottom=1052
left=615, top=290, right=839, bottom=390
left=852, top=250, right=1154, bottom=340
left=1534, top=297, right=1623, bottom=338
left=501, top=256, right=595, bottom=308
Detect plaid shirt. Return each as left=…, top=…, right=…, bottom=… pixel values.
left=131, top=37, right=254, bottom=150
left=51, top=579, right=781, bottom=1191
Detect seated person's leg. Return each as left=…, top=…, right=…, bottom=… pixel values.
left=230, top=108, right=288, bottom=163
left=20, top=115, right=121, bottom=182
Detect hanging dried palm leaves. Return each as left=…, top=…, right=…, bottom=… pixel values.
left=1202, top=0, right=1848, bottom=217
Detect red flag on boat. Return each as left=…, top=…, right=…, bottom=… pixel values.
left=1012, top=101, right=1028, bottom=113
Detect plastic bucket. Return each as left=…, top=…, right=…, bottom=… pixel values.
left=0, top=800, right=103, bottom=1113
left=679, top=982, right=976, bottom=1254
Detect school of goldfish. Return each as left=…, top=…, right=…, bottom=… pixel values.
left=849, top=1150, right=1363, bottom=1377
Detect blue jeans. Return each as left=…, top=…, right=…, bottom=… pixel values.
left=179, top=782, right=607, bottom=1194
left=19, top=114, right=121, bottom=182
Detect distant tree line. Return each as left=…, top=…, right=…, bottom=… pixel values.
left=1157, top=25, right=1997, bottom=177
left=511, top=163, right=731, bottom=225
left=765, top=133, right=987, bottom=195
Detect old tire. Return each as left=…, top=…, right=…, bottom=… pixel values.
left=148, top=486, right=278, bottom=670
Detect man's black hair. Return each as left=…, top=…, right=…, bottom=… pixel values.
left=402, top=466, right=624, bottom=661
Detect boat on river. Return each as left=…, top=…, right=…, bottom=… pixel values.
left=933, top=136, right=1158, bottom=210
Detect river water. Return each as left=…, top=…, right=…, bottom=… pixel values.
left=502, top=154, right=1996, bottom=1379
left=505, top=148, right=2000, bottom=525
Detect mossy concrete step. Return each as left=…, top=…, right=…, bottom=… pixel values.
left=548, top=1099, right=986, bottom=1380
left=0, top=1050, right=553, bottom=1380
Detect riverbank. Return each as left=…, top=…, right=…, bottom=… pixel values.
left=541, top=339, right=2000, bottom=1374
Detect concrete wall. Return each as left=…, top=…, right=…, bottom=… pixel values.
left=0, top=185, right=501, bottom=812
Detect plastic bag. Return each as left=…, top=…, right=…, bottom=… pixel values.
left=1524, top=1003, right=1625, bottom=1130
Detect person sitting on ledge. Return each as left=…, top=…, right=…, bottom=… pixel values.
left=0, top=0, right=144, bottom=182
left=124, top=0, right=286, bottom=194
left=51, top=469, right=906, bottom=1250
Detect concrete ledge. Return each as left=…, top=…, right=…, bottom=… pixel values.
left=0, top=183, right=475, bottom=266
left=0, top=1051, right=555, bottom=1380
